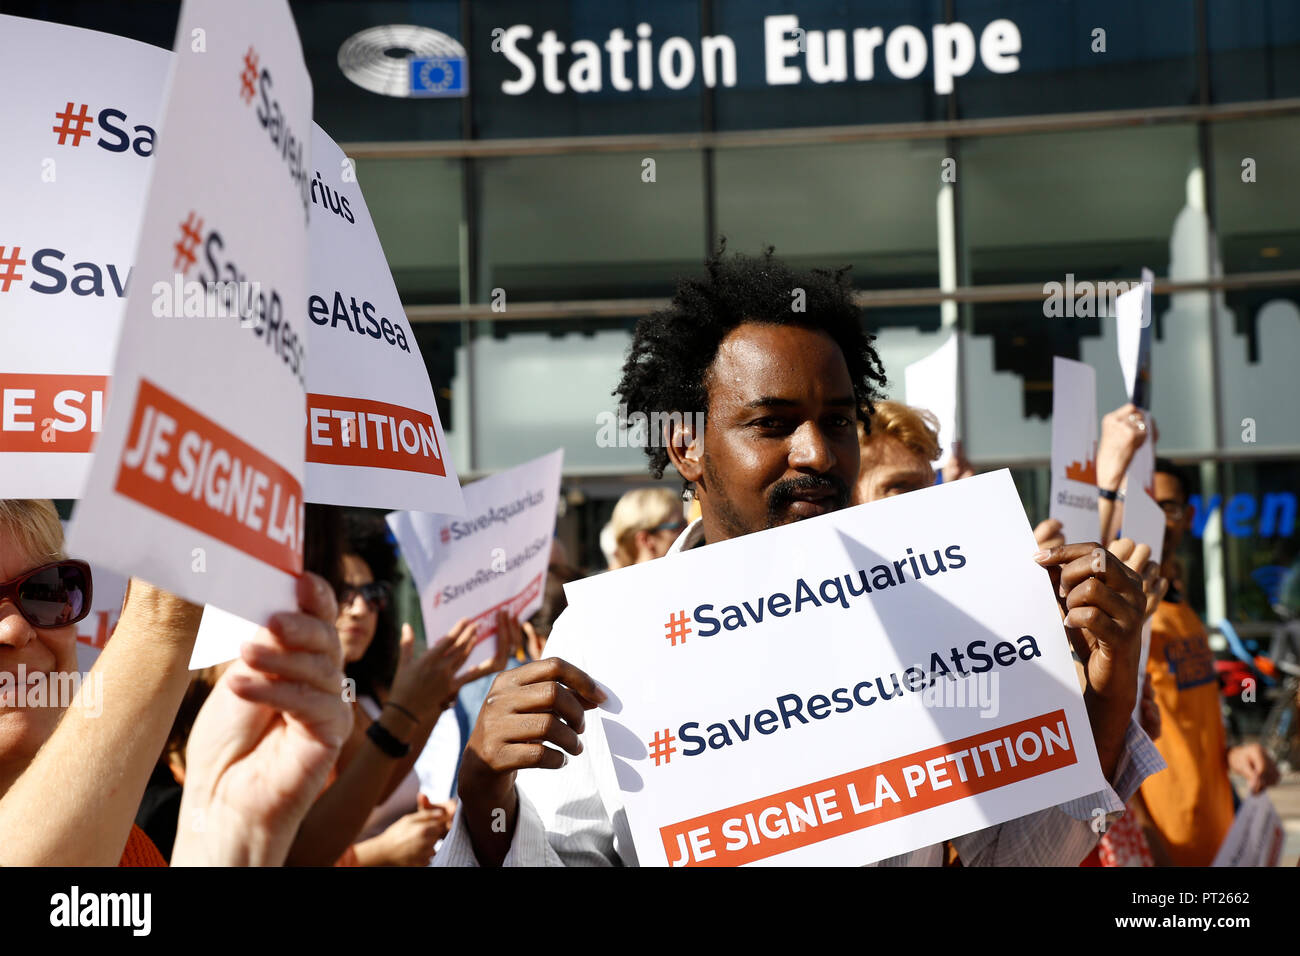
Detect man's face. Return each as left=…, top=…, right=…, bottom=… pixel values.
left=1154, top=471, right=1189, bottom=557
left=688, top=322, right=860, bottom=542
left=852, top=433, right=937, bottom=504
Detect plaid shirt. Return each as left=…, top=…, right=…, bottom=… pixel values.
left=435, top=519, right=1165, bottom=867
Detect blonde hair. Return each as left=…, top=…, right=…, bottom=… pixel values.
left=609, top=488, right=682, bottom=568
left=860, top=401, right=941, bottom=463
left=0, top=499, right=65, bottom=566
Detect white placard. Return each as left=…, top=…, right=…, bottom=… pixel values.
left=904, top=331, right=959, bottom=470
left=1049, top=357, right=1101, bottom=545
left=1116, top=268, right=1154, bottom=409
left=562, top=470, right=1106, bottom=867
left=304, top=125, right=463, bottom=515
left=0, top=16, right=168, bottom=497
left=388, top=450, right=563, bottom=675
left=1122, top=421, right=1165, bottom=705
left=69, top=0, right=313, bottom=629
left=1212, top=793, right=1285, bottom=867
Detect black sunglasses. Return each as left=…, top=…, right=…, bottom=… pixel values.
left=337, top=580, right=391, bottom=612
left=0, top=559, right=93, bottom=629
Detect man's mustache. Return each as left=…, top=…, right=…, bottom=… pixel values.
left=767, top=474, right=850, bottom=515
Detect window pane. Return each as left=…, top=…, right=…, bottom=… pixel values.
left=475, top=152, right=705, bottom=300
left=1219, top=460, right=1300, bottom=623
left=1208, top=0, right=1300, bottom=104
left=469, top=320, right=648, bottom=473
left=963, top=290, right=1216, bottom=460
left=715, top=141, right=943, bottom=288
left=962, top=124, right=1202, bottom=284
left=1216, top=284, right=1300, bottom=452
left=357, top=157, right=463, bottom=304
left=1212, top=117, right=1300, bottom=275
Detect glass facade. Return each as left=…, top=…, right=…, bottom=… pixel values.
left=18, top=0, right=1298, bottom=627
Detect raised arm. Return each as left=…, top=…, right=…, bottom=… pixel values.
left=0, top=580, right=201, bottom=866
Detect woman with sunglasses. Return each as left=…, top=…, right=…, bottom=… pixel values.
left=285, top=513, right=516, bottom=866
left=0, top=499, right=353, bottom=866
left=606, top=487, right=688, bottom=570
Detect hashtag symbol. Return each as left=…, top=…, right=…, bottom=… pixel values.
left=648, top=729, right=676, bottom=766
left=0, top=247, right=27, bottom=292
left=663, top=610, right=691, bottom=647
left=239, top=47, right=259, bottom=104
left=52, top=102, right=93, bottom=146
left=173, top=212, right=204, bottom=274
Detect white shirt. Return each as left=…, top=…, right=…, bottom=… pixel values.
left=435, top=518, right=1164, bottom=866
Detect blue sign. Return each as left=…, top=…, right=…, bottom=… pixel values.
left=409, top=57, right=466, bottom=97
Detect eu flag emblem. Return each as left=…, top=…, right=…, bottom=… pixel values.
left=409, top=57, right=466, bottom=97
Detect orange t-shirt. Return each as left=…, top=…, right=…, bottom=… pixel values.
left=1139, top=599, right=1234, bottom=866
left=119, top=824, right=167, bottom=867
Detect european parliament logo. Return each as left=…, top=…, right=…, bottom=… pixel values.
left=409, top=57, right=465, bottom=97
left=338, top=25, right=469, bottom=99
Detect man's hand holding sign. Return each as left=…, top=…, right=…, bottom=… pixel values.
left=1033, top=540, right=1146, bottom=781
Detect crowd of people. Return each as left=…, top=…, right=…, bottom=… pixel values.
left=0, top=248, right=1287, bottom=867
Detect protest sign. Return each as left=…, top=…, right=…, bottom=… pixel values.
left=1122, top=421, right=1165, bottom=704
left=1116, top=268, right=1154, bottom=410
left=304, top=125, right=463, bottom=515
left=69, top=0, right=313, bottom=629
left=387, top=449, right=563, bottom=674
left=561, top=470, right=1106, bottom=867
left=1213, top=792, right=1285, bottom=867
left=904, top=331, right=959, bottom=470
left=0, top=16, right=168, bottom=497
left=1049, top=357, right=1101, bottom=545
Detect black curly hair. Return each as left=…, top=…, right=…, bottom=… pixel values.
left=614, top=243, right=888, bottom=480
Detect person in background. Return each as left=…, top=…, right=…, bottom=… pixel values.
left=853, top=400, right=1066, bottom=551
left=1133, top=459, right=1280, bottom=866
left=605, top=488, right=686, bottom=570
left=287, top=509, right=511, bottom=867
left=341, top=514, right=459, bottom=865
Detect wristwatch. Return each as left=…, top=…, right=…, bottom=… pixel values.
left=365, top=720, right=411, bottom=759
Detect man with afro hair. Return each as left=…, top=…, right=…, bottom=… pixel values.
left=436, top=246, right=1162, bottom=868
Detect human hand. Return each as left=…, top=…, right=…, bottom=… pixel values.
left=1109, top=537, right=1168, bottom=622
left=1097, top=403, right=1148, bottom=491
left=172, top=573, right=354, bottom=866
left=387, top=619, right=479, bottom=725
left=457, top=657, right=605, bottom=865
left=1034, top=541, right=1147, bottom=779
left=1033, top=518, right=1065, bottom=551
left=1227, top=742, right=1280, bottom=794
left=365, top=796, right=457, bottom=866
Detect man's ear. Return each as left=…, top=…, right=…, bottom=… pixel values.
left=665, top=417, right=704, bottom=484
